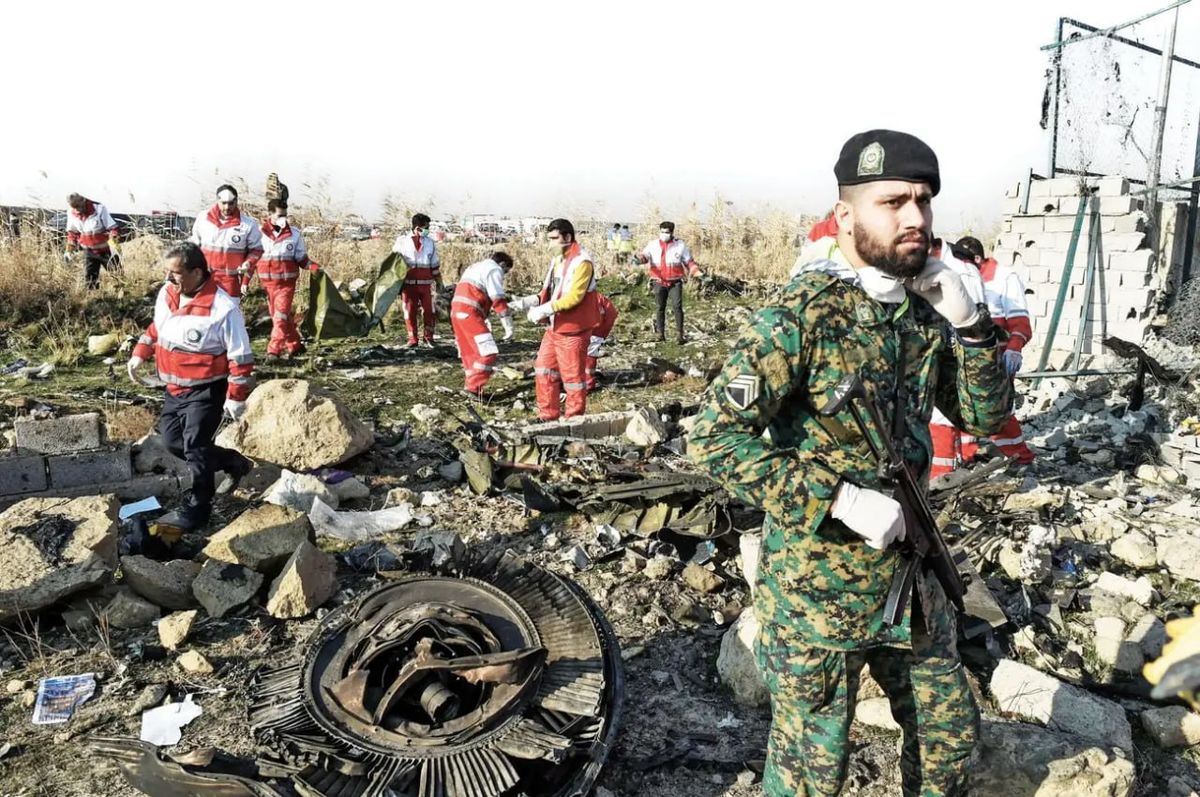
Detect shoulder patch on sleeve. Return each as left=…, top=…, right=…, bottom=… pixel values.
left=725, top=374, right=761, bottom=410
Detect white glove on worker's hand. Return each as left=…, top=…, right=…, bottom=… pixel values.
left=126, top=356, right=145, bottom=385
left=527, top=303, right=554, bottom=324
left=501, top=316, right=515, bottom=341
left=1003, top=349, right=1022, bottom=375
left=830, top=481, right=906, bottom=550
left=223, top=399, right=247, bottom=420
left=509, top=294, right=539, bottom=313
left=908, top=261, right=979, bottom=328
left=236, top=262, right=251, bottom=276
left=588, top=335, right=606, bottom=357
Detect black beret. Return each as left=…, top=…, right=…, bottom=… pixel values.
left=835, top=130, right=940, bottom=196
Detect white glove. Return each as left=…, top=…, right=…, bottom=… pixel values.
left=1003, top=349, right=1022, bottom=375
left=126, top=356, right=145, bottom=385
left=510, top=294, right=540, bottom=313
left=527, top=303, right=554, bottom=324
left=830, top=481, right=906, bottom=550
left=224, top=399, right=247, bottom=420
left=588, top=335, right=605, bottom=357
left=236, top=262, right=251, bottom=276
left=908, top=261, right=979, bottom=328
left=501, top=316, right=515, bottom=340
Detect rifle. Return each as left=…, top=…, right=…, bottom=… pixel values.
left=818, top=374, right=965, bottom=626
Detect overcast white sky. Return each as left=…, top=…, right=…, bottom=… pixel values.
left=2, top=0, right=1197, bottom=228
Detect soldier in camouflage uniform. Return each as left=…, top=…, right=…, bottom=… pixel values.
left=690, top=130, right=1012, bottom=797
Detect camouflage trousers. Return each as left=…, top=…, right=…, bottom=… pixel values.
left=756, top=582, right=979, bottom=797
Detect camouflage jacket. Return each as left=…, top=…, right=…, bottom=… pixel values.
left=689, top=260, right=1012, bottom=650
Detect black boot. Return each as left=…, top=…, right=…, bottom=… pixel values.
left=155, top=492, right=211, bottom=532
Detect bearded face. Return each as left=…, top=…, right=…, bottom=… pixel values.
left=852, top=219, right=929, bottom=279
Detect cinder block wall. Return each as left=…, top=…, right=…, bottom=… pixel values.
left=991, top=176, right=1194, bottom=368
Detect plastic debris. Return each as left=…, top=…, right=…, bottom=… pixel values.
left=119, top=496, right=162, bottom=521
left=139, top=694, right=203, bottom=747
left=309, top=498, right=419, bottom=541
left=32, top=674, right=96, bottom=725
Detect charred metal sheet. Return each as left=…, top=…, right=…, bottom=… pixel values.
left=89, top=736, right=282, bottom=797
left=249, top=550, right=623, bottom=797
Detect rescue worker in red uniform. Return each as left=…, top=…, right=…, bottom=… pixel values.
left=955, top=236, right=1035, bottom=466
left=65, top=193, right=120, bottom=289
left=450, top=252, right=536, bottom=395
left=127, top=242, right=254, bottom=530
left=633, top=221, right=701, bottom=342
left=392, top=212, right=443, bottom=347
left=189, top=185, right=263, bottom=300
left=585, top=293, right=619, bottom=391
left=529, top=219, right=601, bottom=420
left=250, top=198, right=320, bottom=360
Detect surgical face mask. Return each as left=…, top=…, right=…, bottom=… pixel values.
left=547, top=238, right=566, bottom=254
left=416, top=227, right=428, bottom=237
left=659, top=231, right=672, bottom=242
left=274, top=215, right=288, bottom=228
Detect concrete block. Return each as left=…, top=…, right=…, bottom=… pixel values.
left=1115, top=270, right=1151, bottom=289
left=1047, top=177, right=1085, bottom=197
left=1056, top=197, right=1082, bottom=215
left=1100, top=196, right=1139, bottom=215
left=1005, top=181, right=1024, bottom=199
left=1113, top=213, right=1146, bottom=234
left=1044, top=215, right=1082, bottom=233
left=1097, top=177, right=1129, bottom=196
left=1029, top=180, right=1053, bottom=198
left=1025, top=266, right=1051, bottom=284
left=1011, top=216, right=1045, bottom=234
left=1055, top=232, right=1092, bottom=251
left=1030, top=198, right=1060, bottom=215
left=1017, top=246, right=1042, bottom=265
left=13, top=413, right=102, bottom=455
left=1104, top=232, right=1148, bottom=253
left=1001, top=197, right=1022, bottom=215
left=996, top=232, right=1022, bottom=250
left=46, top=446, right=132, bottom=490
left=1098, top=216, right=1117, bottom=233
left=0, top=453, right=48, bottom=496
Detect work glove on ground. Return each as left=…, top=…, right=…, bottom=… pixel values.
left=830, top=481, right=906, bottom=550
left=908, top=261, right=979, bottom=328
left=501, top=316, right=514, bottom=340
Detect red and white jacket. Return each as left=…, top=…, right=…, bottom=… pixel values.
left=66, top=200, right=118, bottom=252
left=453, top=258, right=511, bottom=318
left=132, top=278, right=255, bottom=402
left=979, top=257, right=1032, bottom=353
left=538, top=243, right=601, bottom=335
left=640, top=238, right=699, bottom=283
left=189, top=205, right=263, bottom=292
left=257, top=221, right=317, bottom=281
left=392, top=232, right=440, bottom=285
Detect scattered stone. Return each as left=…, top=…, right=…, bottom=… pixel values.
left=265, top=540, right=337, bottom=619
left=682, top=563, right=725, bottom=594
left=132, top=433, right=190, bottom=477
left=990, top=659, right=1132, bottom=753
left=157, top=609, right=199, bottom=651
left=1141, top=706, right=1200, bottom=749
left=176, top=650, right=214, bottom=675
left=739, top=533, right=761, bottom=590
left=1093, top=617, right=1143, bottom=673
left=6, top=679, right=28, bottom=694
left=328, top=476, right=369, bottom=502
left=460, top=449, right=493, bottom=495
left=87, top=333, right=120, bottom=356
left=410, top=404, right=441, bottom=425
left=972, top=720, right=1135, bottom=796
left=191, top=560, right=263, bottom=619
left=120, top=555, right=201, bottom=610
left=642, top=557, right=673, bottom=581
left=103, top=589, right=160, bottom=629
left=855, top=697, right=900, bottom=731
left=216, top=379, right=374, bottom=470
left=717, top=608, right=768, bottom=707
left=1094, top=572, right=1155, bottom=607
left=127, top=683, right=168, bottom=716
left=437, top=460, right=464, bottom=483
left=561, top=544, right=590, bottom=571
left=1081, top=450, right=1115, bottom=467
left=62, top=608, right=95, bottom=633
left=1157, top=532, right=1200, bottom=583
left=1003, top=489, right=1065, bottom=513
left=201, top=504, right=311, bottom=574
left=1110, top=531, right=1157, bottom=570
left=625, top=407, right=666, bottom=447
left=385, top=487, right=417, bottom=507
left=0, top=494, right=119, bottom=622
left=1127, top=613, right=1167, bottom=659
